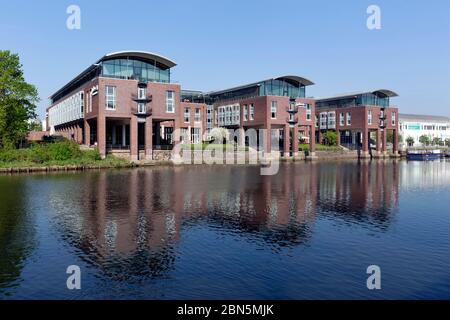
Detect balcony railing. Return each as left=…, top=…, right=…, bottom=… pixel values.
left=287, top=116, right=298, bottom=126
left=286, top=106, right=299, bottom=114
left=131, top=94, right=152, bottom=103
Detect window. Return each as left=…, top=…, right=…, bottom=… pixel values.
left=195, top=108, right=201, bottom=123
left=250, top=104, right=254, bottom=120
left=137, top=103, right=146, bottom=114
left=166, top=91, right=175, bottom=113
left=340, top=113, right=345, bottom=126
left=368, top=110, right=372, bottom=125
left=184, top=108, right=190, bottom=123
left=346, top=112, right=352, bottom=126
left=106, top=86, right=116, bottom=110
left=305, top=103, right=312, bottom=121
left=138, top=87, right=146, bottom=100
left=271, top=101, right=277, bottom=119
left=391, top=112, right=396, bottom=126
left=243, top=105, right=248, bottom=121
left=191, top=128, right=200, bottom=144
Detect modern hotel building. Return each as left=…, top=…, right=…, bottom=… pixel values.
left=315, top=90, right=400, bottom=156
left=46, top=51, right=317, bottom=160
left=399, top=114, right=450, bottom=148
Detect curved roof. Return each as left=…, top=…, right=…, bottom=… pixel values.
left=372, top=89, right=398, bottom=98
left=276, top=75, right=314, bottom=86
left=97, top=50, right=177, bottom=69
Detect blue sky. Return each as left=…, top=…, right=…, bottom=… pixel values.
left=1, top=0, right=450, bottom=118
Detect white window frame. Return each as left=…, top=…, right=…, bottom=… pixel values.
left=137, top=102, right=146, bottom=114
left=346, top=112, right=352, bottom=126
left=368, top=110, right=372, bottom=125
left=392, top=112, right=396, bottom=126
left=243, top=105, right=248, bottom=121
left=184, top=108, right=190, bottom=123
left=106, top=86, right=116, bottom=110
left=250, top=104, right=254, bottom=121
left=138, top=87, right=146, bottom=100
left=195, top=108, right=201, bottom=124
left=271, top=101, right=277, bottom=119
left=305, top=103, right=312, bottom=121
left=340, top=112, right=345, bottom=126
left=166, top=90, right=175, bottom=113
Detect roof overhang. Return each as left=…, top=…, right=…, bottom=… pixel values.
left=275, top=75, right=314, bottom=86
left=372, top=89, right=398, bottom=98
left=98, top=51, right=177, bottom=69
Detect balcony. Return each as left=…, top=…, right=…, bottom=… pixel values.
left=131, top=94, right=152, bottom=103
left=287, top=116, right=298, bottom=127
left=379, top=120, right=386, bottom=129
left=286, top=106, right=299, bottom=114
left=131, top=105, right=152, bottom=117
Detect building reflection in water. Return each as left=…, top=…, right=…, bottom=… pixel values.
left=48, top=161, right=401, bottom=281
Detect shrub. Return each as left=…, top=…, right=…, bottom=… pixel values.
left=82, top=149, right=101, bottom=161
left=46, top=140, right=82, bottom=161
left=321, top=131, right=338, bottom=146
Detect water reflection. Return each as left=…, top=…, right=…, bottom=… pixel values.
left=0, top=177, right=36, bottom=292
left=44, top=161, right=401, bottom=282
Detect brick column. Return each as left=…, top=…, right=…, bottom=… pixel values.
left=293, top=125, right=299, bottom=157
left=382, top=129, right=387, bottom=154
left=238, top=127, right=245, bottom=147
left=362, top=129, right=369, bottom=154
left=145, top=118, right=153, bottom=160
left=310, top=125, right=316, bottom=153
left=130, top=116, right=138, bottom=161
left=376, top=129, right=382, bottom=156
left=336, top=129, right=341, bottom=147
left=393, top=129, right=399, bottom=154
left=284, top=125, right=290, bottom=157
left=97, top=117, right=106, bottom=157
left=84, top=119, right=90, bottom=146
left=264, top=124, right=272, bottom=154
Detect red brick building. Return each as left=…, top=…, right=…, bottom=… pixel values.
left=315, top=90, right=400, bottom=157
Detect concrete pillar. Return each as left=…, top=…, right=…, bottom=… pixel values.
left=130, top=116, right=138, bottom=161
left=84, top=119, right=90, bottom=146
left=122, top=124, right=126, bottom=147
left=145, top=118, right=153, bottom=160
left=97, top=117, right=106, bottom=157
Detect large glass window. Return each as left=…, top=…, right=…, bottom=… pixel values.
left=368, top=110, right=372, bottom=125
left=166, top=91, right=175, bottom=113
left=106, top=86, right=116, bottom=110
left=305, top=103, right=312, bottom=121
left=249, top=104, right=254, bottom=121
left=346, top=112, right=352, bottom=126
left=243, top=105, right=248, bottom=121
left=137, top=103, right=146, bottom=114
left=101, top=58, right=170, bottom=83
left=392, top=112, right=396, bottom=126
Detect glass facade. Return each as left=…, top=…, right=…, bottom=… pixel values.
left=317, top=93, right=391, bottom=109
left=259, top=79, right=306, bottom=98
left=101, top=58, right=170, bottom=83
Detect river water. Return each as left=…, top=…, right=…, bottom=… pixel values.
left=1, top=160, right=449, bottom=299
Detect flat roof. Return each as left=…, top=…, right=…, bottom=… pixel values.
left=399, top=113, right=450, bottom=123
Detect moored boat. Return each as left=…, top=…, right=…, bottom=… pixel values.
left=407, top=150, right=442, bottom=161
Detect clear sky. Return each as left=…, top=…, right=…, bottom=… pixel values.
left=1, top=0, right=450, bottom=118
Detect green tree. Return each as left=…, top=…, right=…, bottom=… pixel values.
left=0, top=50, right=39, bottom=148
left=419, top=135, right=431, bottom=146
left=432, top=137, right=443, bottom=146
left=445, top=139, right=450, bottom=147
left=406, top=136, right=415, bottom=147
left=322, top=130, right=337, bottom=146
left=28, top=119, right=43, bottom=132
